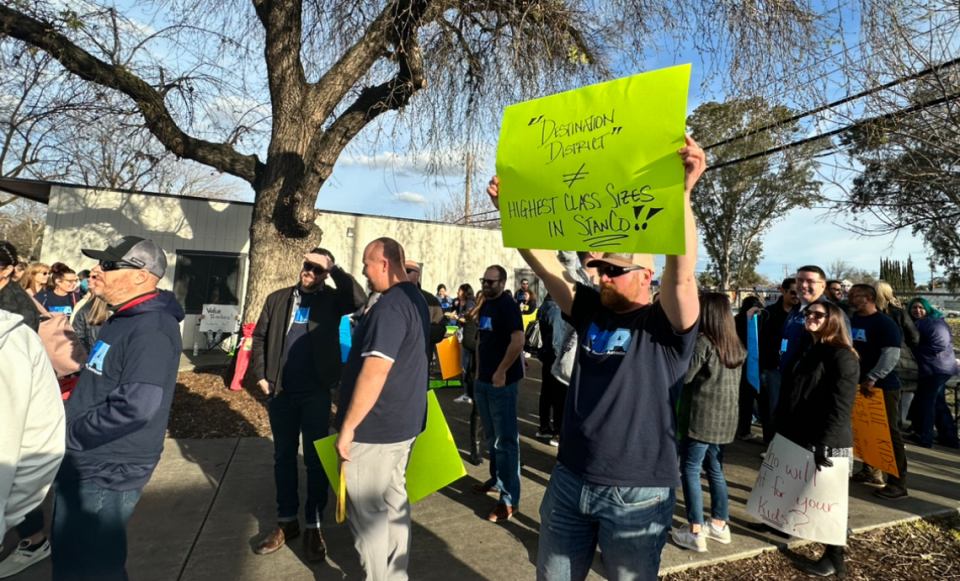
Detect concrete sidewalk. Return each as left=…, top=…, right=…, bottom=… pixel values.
left=9, top=360, right=960, bottom=580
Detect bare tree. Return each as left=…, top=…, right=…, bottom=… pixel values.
left=0, top=195, right=46, bottom=260
left=0, top=0, right=912, bottom=321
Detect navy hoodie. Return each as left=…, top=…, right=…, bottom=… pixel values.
left=59, top=290, right=184, bottom=491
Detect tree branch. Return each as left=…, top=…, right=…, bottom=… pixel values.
left=0, top=4, right=264, bottom=185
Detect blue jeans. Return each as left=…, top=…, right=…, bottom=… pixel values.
left=916, top=374, right=959, bottom=447
left=268, top=389, right=331, bottom=527
left=52, top=479, right=143, bottom=581
left=537, top=463, right=674, bottom=581
left=679, top=438, right=729, bottom=524
left=474, top=379, right=521, bottom=507
left=759, top=369, right=782, bottom=442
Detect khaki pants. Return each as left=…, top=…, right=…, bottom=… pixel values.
left=343, top=437, right=416, bottom=581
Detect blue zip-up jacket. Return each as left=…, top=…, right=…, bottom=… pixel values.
left=912, top=317, right=959, bottom=378
left=779, top=295, right=851, bottom=373
left=58, top=290, right=184, bottom=491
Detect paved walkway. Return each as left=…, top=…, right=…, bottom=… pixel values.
left=8, top=360, right=960, bottom=580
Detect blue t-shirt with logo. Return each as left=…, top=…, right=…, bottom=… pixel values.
left=559, top=283, right=698, bottom=488
left=281, top=291, right=322, bottom=392
left=851, top=311, right=902, bottom=390
left=477, top=292, right=525, bottom=385
left=35, top=290, right=76, bottom=317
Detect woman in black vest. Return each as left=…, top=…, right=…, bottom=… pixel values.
left=776, top=300, right=860, bottom=577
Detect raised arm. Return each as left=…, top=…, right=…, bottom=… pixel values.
left=487, top=176, right=576, bottom=316
left=660, top=136, right=706, bottom=333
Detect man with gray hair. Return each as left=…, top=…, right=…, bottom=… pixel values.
left=52, top=236, right=184, bottom=581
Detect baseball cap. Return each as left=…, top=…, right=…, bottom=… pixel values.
left=585, top=252, right=655, bottom=272
left=404, top=261, right=421, bottom=274
left=81, top=236, right=167, bottom=278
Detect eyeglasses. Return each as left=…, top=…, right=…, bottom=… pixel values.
left=40, top=272, right=49, bottom=276
left=303, top=261, right=327, bottom=276
left=806, top=311, right=827, bottom=321
left=788, top=290, right=798, bottom=296
left=479, top=278, right=502, bottom=286
left=60, top=278, right=78, bottom=284
left=596, top=265, right=644, bottom=279
left=99, top=260, right=139, bottom=272
left=406, top=268, right=420, bottom=275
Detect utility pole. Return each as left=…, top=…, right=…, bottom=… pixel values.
left=464, top=151, right=472, bottom=223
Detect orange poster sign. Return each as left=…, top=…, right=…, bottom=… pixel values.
left=851, top=387, right=899, bottom=478
left=436, top=335, right=462, bottom=380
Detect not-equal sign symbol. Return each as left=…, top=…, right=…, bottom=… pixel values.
left=562, top=163, right=589, bottom=188
left=529, top=116, right=544, bottom=125
left=611, top=127, right=623, bottom=134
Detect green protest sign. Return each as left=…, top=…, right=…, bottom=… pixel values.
left=496, top=64, right=690, bottom=253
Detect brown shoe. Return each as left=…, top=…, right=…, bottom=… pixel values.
left=851, top=469, right=885, bottom=486
left=255, top=521, right=300, bottom=555
left=471, top=483, right=501, bottom=497
left=488, top=503, right=515, bottom=523
left=302, top=528, right=326, bottom=562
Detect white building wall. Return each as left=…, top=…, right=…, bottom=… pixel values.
left=41, top=183, right=532, bottom=349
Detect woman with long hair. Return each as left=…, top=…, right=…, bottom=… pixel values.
left=672, top=293, right=746, bottom=552
left=19, top=262, right=49, bottom=296
left=34, top=265, right=79, bottom=317
left=454, top=284, right=478, bottom=405
left=460, top=291, right=486, bottom=465
left=72, top=290, right=110, bottom=353
left=777, top=300, right=860, bottom=577
left=906, top=297, right=960, bottom=448
left=872, top=281, right=920, bottom=426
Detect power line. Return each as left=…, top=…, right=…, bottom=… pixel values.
left=704, top=54, right=960, bottom=152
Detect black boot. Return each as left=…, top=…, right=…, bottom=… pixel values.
left=469, top=442, right=483, bottom=466
left=800, top=545, right=846, bottom=578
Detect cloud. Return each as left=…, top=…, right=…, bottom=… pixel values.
left=340, top=148, right=486, bottom=178
left=393, top=191, right=428, bottom=206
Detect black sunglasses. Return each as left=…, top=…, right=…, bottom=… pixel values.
left=788, top=290, right=798, bottom=296
left=806, top=311, right=828, bottom=321
left=406, top=268, right=420, bottom=275
left=596, top=265, right=643, bottom=279
left=303, top=261, right=328, bottom=276
left=479, top=278, right=502, bottom=286
left=99, top=260, right=139, bottom=272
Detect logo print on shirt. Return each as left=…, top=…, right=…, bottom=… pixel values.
left=479, top=317, right=493, bottom=331
left=294, top=307, right=310, bottom=324
left=852, top=328, right=867, bottom=342
left=49, top=306, right=72, bottom=317
left=86, top=340, right=111, bottom=375
left=582, top=323, right=632, bottom=354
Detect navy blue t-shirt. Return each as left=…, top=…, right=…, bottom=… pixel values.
left=280, top=291, right=322, bottom=391
left=477, top=292, right=524, bottom=385
left=36, top=290, right=77, bottom=318
left=559, top=283, right=698, bottom=488
left=851, top=311, right=902, bottom=390
left=334, top=282, right=430, bottom=444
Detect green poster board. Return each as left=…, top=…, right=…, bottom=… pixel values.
left=315, top=390, right=467, bottom=504
left=496, top=64, right=691, bottom=253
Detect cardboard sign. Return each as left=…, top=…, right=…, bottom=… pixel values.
left=436, top=335, right=462, bottom=380
left=747, top=314, right=760, bottom=391
left=852, top=387, right=899, bottom=478
left=746, top=435, right=850, bottom=545
left=315, top=390, right=467, bottom=504
left=496, top=65, right=691, bottom=253
left=199, top=304, right=239, bottom=333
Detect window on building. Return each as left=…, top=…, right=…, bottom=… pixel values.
left=173, top=251, right=243, bottom=314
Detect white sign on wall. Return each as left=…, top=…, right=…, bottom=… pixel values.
left=199, top=304, right=240, bottom=333
left=746, top=434, right=850, bottom=545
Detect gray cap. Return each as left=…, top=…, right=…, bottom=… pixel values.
left=81, top=236, right=167, bottom=278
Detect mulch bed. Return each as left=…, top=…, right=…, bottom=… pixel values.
left=662, top=514, right=960, bottom=580
left=167, top=368, right=273, bottom=438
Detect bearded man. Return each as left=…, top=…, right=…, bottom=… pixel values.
left=484, top=135, right=706, bottom=581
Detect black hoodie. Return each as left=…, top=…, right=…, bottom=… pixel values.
left=59, top=290, right=184, bottom=491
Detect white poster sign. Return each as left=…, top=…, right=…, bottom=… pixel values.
left=199, top=304, right=239, bottom=333
left=746, top=434, right=849, bottom=545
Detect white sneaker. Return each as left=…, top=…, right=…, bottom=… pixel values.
left=453, top=395, right=472, bottom=404
left=0, top=539, right=51, bottom=578
left=704, top=521, right=732, bottom=544
left=671, top=524, right=707, bottom=552
left=549, top=436, right=560, bottom=447
left=737, top=432, right=761, bottom=442
left=535, top=431, right=553, bottom=440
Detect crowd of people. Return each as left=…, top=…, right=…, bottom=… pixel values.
left=1, top=134, right=959, bottom=581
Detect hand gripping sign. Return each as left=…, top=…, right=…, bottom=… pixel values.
left=496, top=64, right=691, bottom=253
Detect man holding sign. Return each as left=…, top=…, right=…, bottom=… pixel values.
left=486, top=135, right=705, bottom=581
left=334, top=237, right=431, bottom=581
